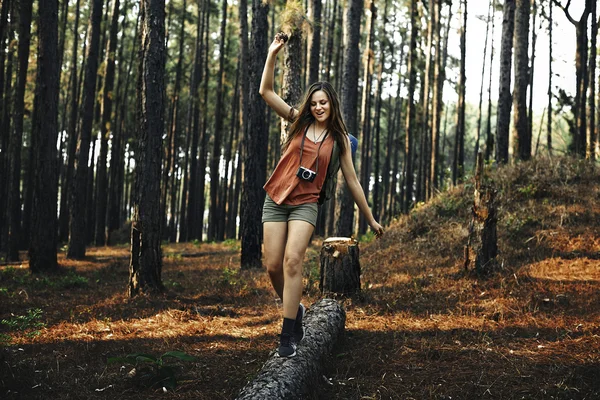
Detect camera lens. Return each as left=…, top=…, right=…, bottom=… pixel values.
left=302, top=170, right=311, bottom=179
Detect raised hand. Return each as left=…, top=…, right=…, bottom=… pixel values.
left=269, top=32, right=288, bottom=55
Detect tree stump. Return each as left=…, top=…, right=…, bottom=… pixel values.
left=320, top=237, right=361, bottom=295
left=236, top=298, right=345, bottom=400
left=465, top=152, right=498, bottom=274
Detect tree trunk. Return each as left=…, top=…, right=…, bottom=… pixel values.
left=403, top=0, right=418, bottom=213
left=307, top=0, right=322, bottom=85
left=512, top=0, right=531, bottom=161
left=358, top=0, right=375, bottom=235
left=372, top=0, right=388, bottom=224
left=107, top=0, right=133, bottom=242
left=167, top=0, right=187, bottom=242
left=320, top=237, right=360, bottom=295
left=29, top=0, right=60, bottom=272
left=185, top=0, right=207, bottom=242
left=419, top=0, right=434, bottom=201
left=129, top=0, right=166, bottom=297
left=474, top=0, right=493, bottom=162
left=58, top=0, right=82, bottom=243
left=68, top=0, right=104, bottom=259
left=336, top=0, right=364, bottom=235
left=547, top=0, right=553, bottom=155
left=240, top=0, right=269, bottom=269
left=324, top=0, right=337, bottom=82
left=0, top=13, right=15, bottom=256
left=95, top=0, right=121, bottom=246
left=207, top=0, right=228, bottom=242
left=528, top=0, right=537, bottom=144
left=236, top=298, right=346, bottom=400
left=430, top=0, right=445, bottom=192
left=6, top=0, right=32, bottom=261
left=485, top=0, right=496, bottom=161
left=495, top=0, right=515, bottom=164
left=465, top=152, right=498, bottom=275
left=452, top=0, right=467, bottom=186
left=194, top=4, right=211, bottom=241
left=586, top=0, right=596, bottom=160
left=224, top=70, right=241, bottom=240
left=281, top=3, right=304, bottom=145
left=553, top=0, right=592, bottom=156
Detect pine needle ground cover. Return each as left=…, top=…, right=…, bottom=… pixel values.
left=1, top=157, right=599, bottom=399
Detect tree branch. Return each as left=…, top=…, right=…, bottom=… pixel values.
left=552, top=0, right=576, bottom=25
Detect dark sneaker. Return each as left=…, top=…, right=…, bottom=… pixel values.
left=278, top=333, right=297, bottom=358
left=293, top=303, right=305, bottom=343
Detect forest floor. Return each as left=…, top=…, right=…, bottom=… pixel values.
left=1, top=156, right=599, bottom=400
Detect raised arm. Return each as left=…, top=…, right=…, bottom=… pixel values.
left=339, top=137, right=384, bottom=237
left=259, top=33, right=297, bottom=121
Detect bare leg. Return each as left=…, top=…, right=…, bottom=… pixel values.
left=263, top=221, right=288, bottom=299
left=282, top=220, right=314, bottom=320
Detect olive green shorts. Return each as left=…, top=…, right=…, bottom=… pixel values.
left=262, top=194, right=319, bottom=227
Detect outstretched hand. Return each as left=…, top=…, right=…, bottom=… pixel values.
left=370, top=221, right=384, bottom=238
left=269, top=32, right=288, bottom=55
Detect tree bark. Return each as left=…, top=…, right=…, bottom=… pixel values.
left=96, top=0, right=121, bottom=245
left=0, top=10, right=15, bottom=256
left=465, top=152, right=498, bottom=275
left=452, top=0, right=467, bottom=186
left=68, top=0, right=104, bottom=259
left=58, top=0, right=82, bottom=243
left=403, top=0, right=418, bottom=213
left=6, top=0, right=32, bottom=261
left=474, top=0, right=493, bottom=162
left=107, top=0, right=133, bottom=241
left=29, top=0, right=60, bottom=272
left=128, top=0, right=166, bottom=296
left=552, top=0, right=591, bottom=156
left=485, top=0, right=496, bottom=161
left=307, top=0, right=322, bottom=85
left=547, top=0, right=553, bottom=155
left=281, top=3, right=304, bottom=145
left=358, top=0, right=375, bottom=235
left=207, top=0, right=228, bottom=242
left=586, top=0, right=596, bottom=160
left=430, top=0, right=445, bottom=192
left=528, top=0, right=538, bottom=144
left=324, top=0, right=337, bottom=82
left=320, top=237, right=360, bottom=295
left=236, top=298, right=346, bottom=400
left=495, top=0, right=515, bottom=164
left=185, top=0, right=207, bottom=242
left=512, top=0, right=531, bottom=161
left=240, top=0, right=269, bottom=269
left=335, top=0, right=364, bottom=235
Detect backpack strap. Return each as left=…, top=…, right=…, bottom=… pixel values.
left=318, top=133, right=358, bottom=204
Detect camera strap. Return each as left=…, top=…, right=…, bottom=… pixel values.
left=299, top=128, right=329, bottom=174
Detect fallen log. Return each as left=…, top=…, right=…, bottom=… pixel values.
left=236, top=298, right=346, bottom=400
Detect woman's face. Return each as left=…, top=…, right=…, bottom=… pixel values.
left=310, top=90, right=331, bottom=124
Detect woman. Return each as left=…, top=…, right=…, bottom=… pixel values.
left=259, top=32, right=384, bottom=358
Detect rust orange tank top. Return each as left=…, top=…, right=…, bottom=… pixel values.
left=264, top=131, right=334, bottom=205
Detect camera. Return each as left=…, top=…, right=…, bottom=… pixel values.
left=297, top=166, right=317, bottom=182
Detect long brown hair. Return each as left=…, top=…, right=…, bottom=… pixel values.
left=283, top=82, right=348, bottom=155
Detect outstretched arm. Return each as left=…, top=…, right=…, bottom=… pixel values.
left=339, top=137, right=384, bottom=237
left=259, top=33, right=297, bottom=121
